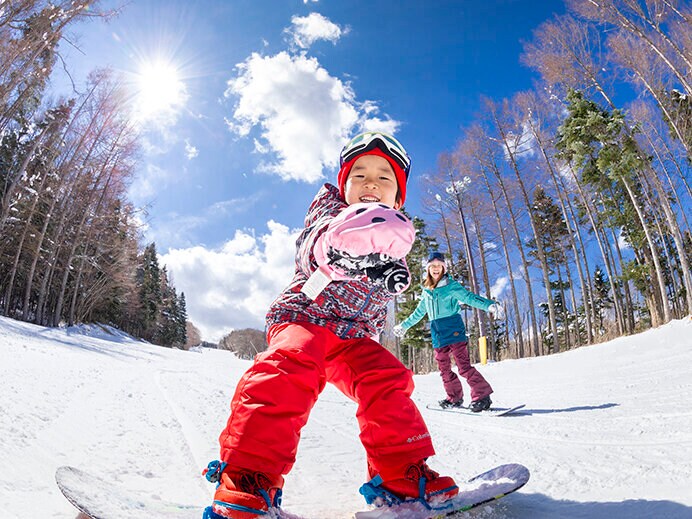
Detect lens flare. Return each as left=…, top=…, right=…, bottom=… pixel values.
left=133, top=58, right=187, bottom=121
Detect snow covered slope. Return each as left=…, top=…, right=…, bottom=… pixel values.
left=1, top=315, right=691, bottom=518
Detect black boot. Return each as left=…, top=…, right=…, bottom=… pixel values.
left=439, top=398, right=463, bottom=409
left=469, top=395, right=492, bottom=413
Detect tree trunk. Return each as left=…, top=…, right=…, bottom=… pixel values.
left=470, top=202, right=497, bottom=357
left=479, top=167, right=524, bottom=357
left=446, top=175, right=483, bottom=337
left=68, top=153, right=120, bottom=325
left=490, top=102, right=559, bottom=353
left=638, top=153, right=692, bottom=315
left=0, top=125, right=50, bottom=228
left=567, top=165, right=626, bottom=335
left=605, top=222, right=638, bottom=331
left=524, top=112, right=595, bottom=344
left=639, top=111, right=692, bottom=230
left=488, top=159, right=539, bottom=356
left=620, top=175, right=672, bottom=322
left=2, top=163, right=51, bottom=314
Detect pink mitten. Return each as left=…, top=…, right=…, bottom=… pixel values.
left=313, top=203, right=415, bottom=280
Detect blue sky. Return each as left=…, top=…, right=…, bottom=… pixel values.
left=54, top=0, right=566, bottom=341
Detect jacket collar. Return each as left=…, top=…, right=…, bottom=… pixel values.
left=436, top=275, right=450, bottom=288
left=424, top=274, right=449, bottom=292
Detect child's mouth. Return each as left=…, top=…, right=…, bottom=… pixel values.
left=359, top=195, right=380, bottom=203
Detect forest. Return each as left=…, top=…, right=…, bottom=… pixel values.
left=1, top=1, right=690, bottom=360
left=0, top=1, right=188, bottom=347
left=392, top=0, right=691, bottom=370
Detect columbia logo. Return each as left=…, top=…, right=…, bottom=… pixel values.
left=407, top=433, right=431, bottom=443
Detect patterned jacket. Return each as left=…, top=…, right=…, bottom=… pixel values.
left=266, top=183, right=406, bottom=339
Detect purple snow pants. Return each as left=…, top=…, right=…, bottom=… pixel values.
left=433, top=341, right=493, bottom=403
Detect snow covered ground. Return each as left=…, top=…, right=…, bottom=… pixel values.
left=1, top=314, right=692, bottom=518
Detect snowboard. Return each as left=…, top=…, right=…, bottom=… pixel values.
left=56, top=463, right=529, bottom=519
left=426, top=403, right=526, bottom=417
left=56, top=467, right=306, bottom=519
left=55, top=466, right=203, bottom=518
left=355, top=463, right=530, bottom=518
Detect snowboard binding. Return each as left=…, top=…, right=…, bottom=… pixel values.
left=358, top=474, right=456, bottom=511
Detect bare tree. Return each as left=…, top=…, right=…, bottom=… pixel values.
left=186, top=322, right=202, bottom=348
left=568, top=0, right=691, bottom=93
left=219, top=328, right=268, bottom=360
left=485, top=97, right=562, bottom=353
left=522, top=14, right=617, bottom=107
left=466, top=124, right=540, bottom=356
left=437, top=153, right=484, bottom=338
left=632, top=100, right=692, bottom=234
left=609, top=32, right=690, bottom=156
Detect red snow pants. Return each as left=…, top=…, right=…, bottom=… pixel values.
left=434, top=341, right=493, bottom=403
left=218, top=321, right=435, bottom=476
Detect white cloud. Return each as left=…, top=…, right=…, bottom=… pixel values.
left=286, top=13, right=345, bottom=49
left=128, top=163, right=173, bottom=200
left=160, top=220, right=300, bottom=342
left=185, top=140, right=198, bottom=159
left=224, top=51, right=399, bottom=184
left=503, top=120, right=537, bottom=160
left=143, top=213, right=206, bottom=250
left=557, top=161, right=578, bottom=189
left=143, top=193, right=266, bottom=249
left=490, top=276, right=510, bottom=300
left=208, top=193, right=263, bottom=216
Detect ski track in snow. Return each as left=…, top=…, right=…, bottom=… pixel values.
left=1, top=315, right=692, bottom=518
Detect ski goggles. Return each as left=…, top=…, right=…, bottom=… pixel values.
left=340, top=132, right=411, bottom=176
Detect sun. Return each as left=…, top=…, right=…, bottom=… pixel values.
left=133, top=58, right=187, bottom=121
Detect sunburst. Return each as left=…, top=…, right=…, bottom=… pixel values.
left=132, top=58, right=187, bottom=122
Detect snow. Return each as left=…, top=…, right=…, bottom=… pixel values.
left=2, top=314, right=692, bottom=518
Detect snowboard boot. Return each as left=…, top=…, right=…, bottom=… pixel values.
left=438, top=398, right=463, bottom=409
left=202, top=461, right=283, bottom=519
left=360, top=459, right=458, bottom=507
left=469, top=395, right=492, bottom=413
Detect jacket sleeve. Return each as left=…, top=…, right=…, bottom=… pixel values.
left=296, top=184, right=347, bottom=276
left=400, top=296, right=428, bottom=330
left=449, top=280, right=495, bottom=311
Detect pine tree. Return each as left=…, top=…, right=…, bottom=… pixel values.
left=137, top=243, right=162, bottom=342
left=176, top=292, right=188, bottom=346
left=592, top=266, right=614, bottom=335
left=157, top=271, right=177, bottom=347
left=556, top=89, right=670, bottom=326
left=0, top=5, right=60, bottom=133
left=527, top=186, right=572, bottom=351
left=664, top=89, right=691, bottom=153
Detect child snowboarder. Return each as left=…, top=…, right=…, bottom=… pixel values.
left=394, top=251, right=503, bottom=412
left=203, top=133, right=459, bottom=519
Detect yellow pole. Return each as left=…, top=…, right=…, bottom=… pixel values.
left=479, top=336, right=488, bottom=365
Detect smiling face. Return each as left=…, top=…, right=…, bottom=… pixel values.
left=427, top=259, right=446, bottom=281
left=343, top=154, right=401, bottom=209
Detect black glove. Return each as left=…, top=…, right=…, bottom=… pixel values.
left=364, top=262, right=410, bottom=294
left=325, top=248, right=394, bottom=278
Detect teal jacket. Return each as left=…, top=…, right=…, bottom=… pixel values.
left=400, top=275, right=495, bottom=348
